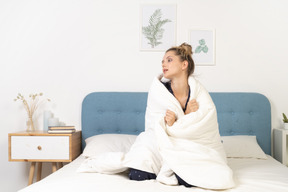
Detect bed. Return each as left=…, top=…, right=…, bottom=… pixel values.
left=18, top=92, right=288, bottom=192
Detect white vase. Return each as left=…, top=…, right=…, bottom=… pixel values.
left=43, top=111, right=52, bottom=132
left=284, top=123, right=288, bottom=130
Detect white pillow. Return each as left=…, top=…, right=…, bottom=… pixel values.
left=82, top=134, right=137, bottom=157
left=221, top=135, right=267, bottom=159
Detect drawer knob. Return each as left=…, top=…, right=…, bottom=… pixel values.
left=37, top=146, right=42, bottom=150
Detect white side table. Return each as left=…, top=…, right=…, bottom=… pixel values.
left=273, top=128, right=288, bottom=166
left=8, top=131, right=82, bottom=185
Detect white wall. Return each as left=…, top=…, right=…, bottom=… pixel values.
left=1, top=0, right=288, bottom=191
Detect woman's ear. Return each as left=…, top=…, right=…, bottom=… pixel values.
left=182, top=61, right=188, bottom=70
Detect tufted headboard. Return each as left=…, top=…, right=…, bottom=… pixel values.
left=81, top=92, right=271, bottom=155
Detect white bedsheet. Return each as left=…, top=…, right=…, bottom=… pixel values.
left=18, top=155, right=288, bottom=192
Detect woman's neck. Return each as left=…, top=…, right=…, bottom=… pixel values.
left=170, top=76, right=189, bottom=97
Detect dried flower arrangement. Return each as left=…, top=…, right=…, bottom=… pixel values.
left=14, top=93, right=50, bottom=131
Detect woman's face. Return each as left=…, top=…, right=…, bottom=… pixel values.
left=162, top=51, right=184, bottom=79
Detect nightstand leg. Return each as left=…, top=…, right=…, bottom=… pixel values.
left=58, top=162, right=63, bottom=169
left=52, top=162, right=57, bottom=172
left=28, top=162, right=36, bottom=185
left=36, top=162, right=42, bottom=181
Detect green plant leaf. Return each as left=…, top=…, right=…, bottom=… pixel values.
left=202, top=46, right=208, bottom=53
left=199, top=39, right=206, bottom=45
left=283, top=113, right=288, bottom=123
left=195, top=46, right=202, bottom=53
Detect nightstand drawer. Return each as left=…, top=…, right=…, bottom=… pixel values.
left=10, top=136, right=69, bottom=160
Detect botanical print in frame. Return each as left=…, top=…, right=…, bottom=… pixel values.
left=189, top=29, right=215, bottom=65
left=140, top=4, right=176, bottom=51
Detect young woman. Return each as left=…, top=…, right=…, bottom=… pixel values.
left=128, top=43, right=233, bottom=189
left=129, top=43, right=200, bottom=187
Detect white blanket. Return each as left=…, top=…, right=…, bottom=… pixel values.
left=79, top=76, right=235, bottom=189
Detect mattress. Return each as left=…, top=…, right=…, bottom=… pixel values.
left=18, top=155, right=288, bottom=192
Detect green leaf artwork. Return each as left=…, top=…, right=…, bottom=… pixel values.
left=142, top=9, right=171, bottom=48
left=195, top=39, right=209, bottom=54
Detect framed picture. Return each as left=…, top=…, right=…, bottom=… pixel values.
left=189, top=29, right=215, bottom=65
left=140, top=4, right=177, bottom=51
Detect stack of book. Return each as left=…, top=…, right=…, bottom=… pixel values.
left=48, top=126, right=76, bottom=134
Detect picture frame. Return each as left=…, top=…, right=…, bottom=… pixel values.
left=189, top=29, right=216, bottom=65
left=140, top=4, right=177, bottom=51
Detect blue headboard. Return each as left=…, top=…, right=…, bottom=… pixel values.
left=81, top=92, right=271, bottom=155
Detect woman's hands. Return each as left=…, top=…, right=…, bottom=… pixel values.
left=185, top=99, right=199, bottom=115
left=165, top=99, right=199, bottom=126
left=164, top=110, right=176, bottom=126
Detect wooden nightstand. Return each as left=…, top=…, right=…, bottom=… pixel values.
left=273, top=128, right=288, bottom=166
left=8, top=131, right=81, bottom=185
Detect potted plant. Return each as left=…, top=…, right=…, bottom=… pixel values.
left=282, top=113, right=288, bottom=129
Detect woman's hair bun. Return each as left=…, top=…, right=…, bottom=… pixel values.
left=179, top=43, right=193, bottom=56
